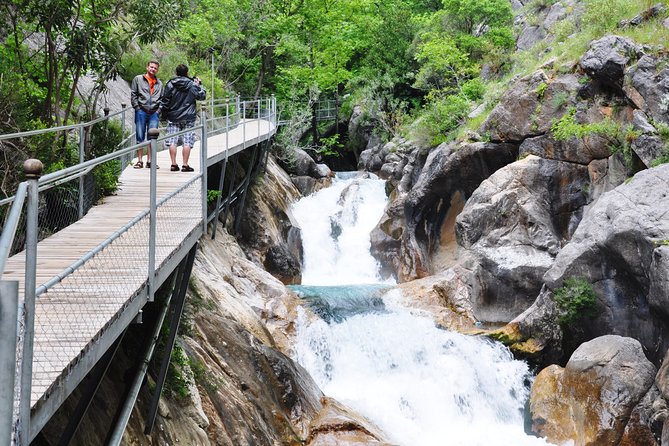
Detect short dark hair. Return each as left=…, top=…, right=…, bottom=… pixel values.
left=147, top=60, right=160, bottom=67
left=176, top=64, right=189, bottom=77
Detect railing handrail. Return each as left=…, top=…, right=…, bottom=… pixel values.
left=0, top=182, right=28, bottom=280
left=0, top=108, right=127, bottom=143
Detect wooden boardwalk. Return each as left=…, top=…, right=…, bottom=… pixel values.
left=2, top=118, right=275, bottom=438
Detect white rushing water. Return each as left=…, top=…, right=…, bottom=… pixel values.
left=291, top=173, right=549, bottom=446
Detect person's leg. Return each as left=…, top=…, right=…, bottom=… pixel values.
left=169, top=144, right=178, bottom=165
left=182, top=145, right=191, bottom=166
left=181, top=124, right=195, bottom=171
left=166, top=121, right=180, bottom=171
left=134, top=109, right=147, bottom=166
left=146, top=112, right=160, bottom=164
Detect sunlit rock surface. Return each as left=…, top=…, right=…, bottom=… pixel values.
left=529, top=335, right=656, bottom=446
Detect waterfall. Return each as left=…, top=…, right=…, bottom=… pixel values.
left=290, top=173, right=549, bottom=446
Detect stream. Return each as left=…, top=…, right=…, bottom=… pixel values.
left=290, top=173, right=549, bottom=446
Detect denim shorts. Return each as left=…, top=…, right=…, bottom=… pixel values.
left=164, top=121, right=196, bottom=148
left=134, top=109, right=159, bottom=143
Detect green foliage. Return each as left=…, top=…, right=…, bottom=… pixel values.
left=207, top=190, right=222, bottom=203
left=554, top=277, right=599, bottom=326
left=164, top=343, right=193, bottom=400
left=441, top=0, right=514, bottom=35
left=417, top=93, right=470, bottom=146
left=318, top=134, right=343, bottom=157
left=582, top=0, right=639, bottom=35
left=550, top=108, right=619, bottom=141
left=536, top=82, right=548, bottom=100
left=551, top=91, right=570, bottom=109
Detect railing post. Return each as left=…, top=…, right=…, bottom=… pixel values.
left=272, top=94, right=276, bottom=126
left=78, top=126, right=85, bottom=219
left=147, top=129, right=159, bottom=302
left=18, top=158, right=43, bottom=445
left=201, top=110, right=208, bottom=234
left=209, top=48, right=215, bottom=118
left=0, top=280, right=19, bottom=445
left=242, top=100, right=246, bottom=151
left=257, top=98, right=261, bottom=144
left=236, top=95, right=241, bottom=125
left=120, top=103, right=127, bottom=176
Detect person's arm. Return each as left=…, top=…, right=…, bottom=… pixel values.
left=159, top=81, right=172, bottom=111
left=130, top=76, right=139, bottom=110
left=190, top=78, right=206, bottom=101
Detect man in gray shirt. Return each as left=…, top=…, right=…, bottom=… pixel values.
left=130, top=60, right=163, bottom=168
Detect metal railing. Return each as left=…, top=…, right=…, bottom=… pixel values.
left=0, top=95, right=277, bottom=445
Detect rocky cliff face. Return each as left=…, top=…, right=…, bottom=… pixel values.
left=355, top=19, right=669, bottom=446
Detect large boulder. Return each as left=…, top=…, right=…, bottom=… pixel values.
left=239, top=156, right=304, bottom=284
left=512, top=164, right=669, bottom=363
left=481, top=71, right=549, bottom=142
left=529, top=335, right=656, bottom=446
left=579, top=36, right=643, bottom=92
left=455, top=155, right=589, bottom=321
left=399, top=141, right=518, bottom=280
left=625, top=54, right=669, bottom=126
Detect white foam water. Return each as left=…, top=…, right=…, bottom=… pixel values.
left=290, top=173, right=550, bottom=445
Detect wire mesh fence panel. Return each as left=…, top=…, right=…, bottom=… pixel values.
left=31, top=212, right=150, bottom=405
left=154, top=179, right=202, bottom=267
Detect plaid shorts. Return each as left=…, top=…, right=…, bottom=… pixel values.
left=164, top=120, right=196, bottom=147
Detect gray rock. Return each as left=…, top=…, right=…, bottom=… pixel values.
left=481, top=70, right=548, bottom=142
left=517, top=26, right=546, bottom=51
left=541, top=164, right=669, bottom=362
left=626, top=54, right=669, bottom=125
left=543, top=2, right=569, bottom=30
left=529, top=335, right=656, bottom=445
left=399, top=141, right=518, bottom=279
left=580, top=35, right=642, bottom=91
left=263, top=243, right=301, bottom=285
left=77, top=74, right=134, bottom=129
left=632, top=134, right=666, bottom=168
left=633, top=109, right=659, bottom=134
left=314, top=163, right=332, bottom=178
left=455, top=155, right=589, bottom=321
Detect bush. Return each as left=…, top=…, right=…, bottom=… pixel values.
left=419, top=94, right=470, bottom=145
left=554, top=277, right=599, bottom=326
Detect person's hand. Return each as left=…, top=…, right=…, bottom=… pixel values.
left=194, top=77, right=201, bottom=85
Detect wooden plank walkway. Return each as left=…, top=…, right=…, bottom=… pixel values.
left=2, top=118, right=275, bottom=437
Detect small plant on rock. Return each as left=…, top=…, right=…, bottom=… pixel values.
left=554, top=277, right=599, bottom=326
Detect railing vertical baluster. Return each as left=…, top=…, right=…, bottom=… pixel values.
left=120, top=103, right=127, bottom=176
left=257, top=98, right=261, bottom=145
left=272, top=94, right=276, bottom=126
left=0, top=280, right=19, bottom=445
left=236, top=95, right=241, bottom=125
left=78, top=126, right=85, bottom=219
left=18, top=158, right=43, bottom=445
left=201, top=110, right=208, bottom=234
left=147, top=129, right=159, bottom=302
left=242, top=100, right=246, bottom=151
left=211, top=100, right=230, bottom=239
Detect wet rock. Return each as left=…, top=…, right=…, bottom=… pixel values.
left=239, top=156, right=303, bottom=283
left=306, top=397, right=393, bottom=446
left=264, top=243, right=302, bottom=285
left=619, top=385, right=665, bottom=446
left=529, top=335, right=656, bottom=446
left=292, top=176, right=333, bottom=196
